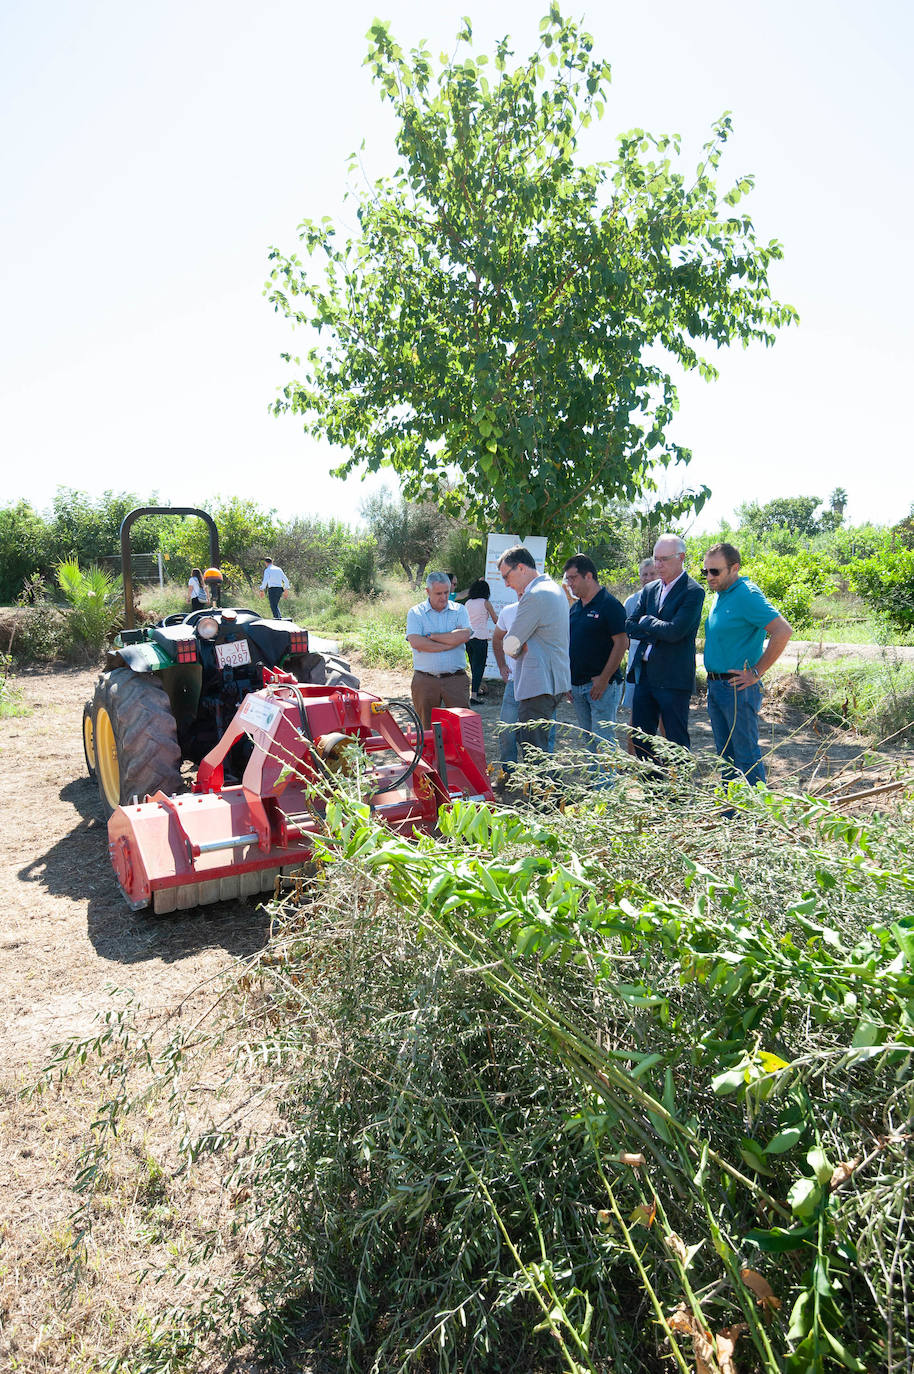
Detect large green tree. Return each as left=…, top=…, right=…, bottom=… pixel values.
left=736, top=494, right=824, bottom=539
left=267, top=8, right=796, bottom=538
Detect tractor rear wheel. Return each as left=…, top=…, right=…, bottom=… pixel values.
left=91, top=668, right=182, bottom=817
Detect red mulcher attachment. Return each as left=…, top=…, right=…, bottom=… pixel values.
left=107, top=671, right=494, bottom=913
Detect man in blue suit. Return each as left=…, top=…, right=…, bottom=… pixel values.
left=624, top=534, right=705, bottom=758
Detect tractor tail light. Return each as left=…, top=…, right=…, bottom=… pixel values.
left=289, top=631, right=309, bottom=654
left=176, top=638, right=198, bottom=664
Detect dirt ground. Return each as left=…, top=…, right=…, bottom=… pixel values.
left=1, top=657, right=911, bottom=1369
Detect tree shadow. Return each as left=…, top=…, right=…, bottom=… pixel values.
left=17, top=779, right=273, bottom=965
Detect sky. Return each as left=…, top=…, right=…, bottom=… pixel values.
left=1, top=0, right=911, bottom=536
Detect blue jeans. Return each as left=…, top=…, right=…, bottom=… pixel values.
left=267, top=586, right=284, bottom=618
left=498, top=680, right=555, bottom=765
left=707, top=679, right=766, bottom=786
left=570, top=680, right=622, bottom=784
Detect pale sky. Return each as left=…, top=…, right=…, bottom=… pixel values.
left=1, top=0, right=911, bottom=534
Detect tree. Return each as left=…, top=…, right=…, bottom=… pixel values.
left=829, top=487, right=848, bottom=518
left=48, top=488, right=167, bottom=565
left=267, top=8, right=796, bottom=540
left=157, top=497, right=278, bottom=587
left=0, top=501, right=50, bottom=602
left=360, top=487, right=454, bottom=587
left=736, top=495, right=824, bottom=539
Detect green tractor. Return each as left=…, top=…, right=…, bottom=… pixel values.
left=82, top=506, right=357, bottom=815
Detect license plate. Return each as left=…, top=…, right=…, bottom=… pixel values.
left=215, top=639, right=252, bottom=669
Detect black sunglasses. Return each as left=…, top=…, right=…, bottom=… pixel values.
left=701, top=567, right=723, bottom=578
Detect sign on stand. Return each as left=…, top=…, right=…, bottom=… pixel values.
left=480, top=534, right=548, bottom=679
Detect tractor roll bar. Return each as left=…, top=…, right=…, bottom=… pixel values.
left=119, top=507, right=220, bottom=629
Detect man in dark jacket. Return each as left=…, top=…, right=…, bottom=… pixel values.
left=624, top=534, right=705, bottom=758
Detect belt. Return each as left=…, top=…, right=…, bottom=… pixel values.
left=706, top=671, right=739, bottom=681
left=415, top=669, right=465, bottom=679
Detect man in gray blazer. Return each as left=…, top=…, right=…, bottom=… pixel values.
left=498, top=545, right=571, bottom=758
left=624, top=534, right=705, bottom=759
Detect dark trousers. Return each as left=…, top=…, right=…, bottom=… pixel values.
left=267, top=586, right=283, bottom=617
left=466, top=637, right=489, bottom=695
left=517, top=692, right=564, bottom=756
left=631, top=665, right=692, bottom=758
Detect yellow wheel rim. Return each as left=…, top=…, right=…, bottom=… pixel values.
left=95, top=706, right=121, bottom=809
left=83, top=710, right=96, bottom=773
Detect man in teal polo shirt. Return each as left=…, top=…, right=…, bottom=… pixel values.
left=702, top=542, right=793, bottom=786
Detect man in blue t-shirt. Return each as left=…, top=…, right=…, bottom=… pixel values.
left=562, top=555, right=629, bottom=785
left=701, top=542, right=793, bottom=786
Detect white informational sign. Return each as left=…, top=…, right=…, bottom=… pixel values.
left=481, top=533, right=548, bottom=679
left=240, top=694, right=282, bottom=734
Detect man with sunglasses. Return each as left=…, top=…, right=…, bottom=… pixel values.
left=701, top=542, right=793, bottom=786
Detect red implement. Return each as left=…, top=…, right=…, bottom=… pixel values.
left=107, top=678, right=493, bottom=913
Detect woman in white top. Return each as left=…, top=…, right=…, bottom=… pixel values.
left=465, top=578, right=497, bottom=704
left=188, top=567, right=208, bottom=612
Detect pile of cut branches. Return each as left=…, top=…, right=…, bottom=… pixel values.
left=46, top=762, right=914, bottom=1373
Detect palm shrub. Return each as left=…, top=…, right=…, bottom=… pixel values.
left=56, top=558, right=123, bottom=658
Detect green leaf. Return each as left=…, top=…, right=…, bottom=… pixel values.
left=787, top=1176, right=822, bottom=1220
left=822, top=1326, right=866, bottom=1372
left=765, top=1126, right=803, bottom=1154
left=711, top=1065, right=746, bottom=1096
left=739, top=1138, right=776, bottom=1176
left=786, top=1290, right=813, bottom=1343
left=806, top=1146, right=832, bottom=1184
left=744, top=1222, right=817, bottom=1252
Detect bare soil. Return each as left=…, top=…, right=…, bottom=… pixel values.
left=1, top=659, right=911, bottom=1370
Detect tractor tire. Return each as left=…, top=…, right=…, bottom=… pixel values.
left=90, top=668, right=182, bottom=818
left=82, top=701, right=97, bottom=780
left=320, top=654, right=360, bottom=689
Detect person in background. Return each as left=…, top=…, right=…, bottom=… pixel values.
left=406, top=571, right=473, bottom=729
left=188, top=567, right=208, bottom=611
left=701, top=541, right=793, bottom=786
left=447, top=572, right=459, bottom=602
left=464, top=578, right=497, bottom=704
left=562, top=554, right=628, bottom=783
left=260, top=557, right=290, bottom=618
left=624, top=534, right=704, bottom=760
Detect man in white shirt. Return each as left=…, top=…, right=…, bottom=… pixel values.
left=406, top=571, right=473, bottom=729
left=260, top=558, right=291, bottom=618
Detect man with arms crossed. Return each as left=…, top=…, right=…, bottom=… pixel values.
left=497, top=546, right=571, bottom=759
left=625, top=534, right=704, bottom=758
left=702, top=542, right=792, bottom=786
left=406, top=571, right=473, bottom=729
left=562, top=555, right=628, bottom=782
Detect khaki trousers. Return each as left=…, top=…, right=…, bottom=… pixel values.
left=410, top=669, right=470, bottom=730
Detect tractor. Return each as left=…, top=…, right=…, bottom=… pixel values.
left=83, top=507, right=494, bottom=913
left=82, top=506, right=357, bottom=817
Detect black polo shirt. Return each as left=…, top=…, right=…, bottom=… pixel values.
left=568, top=586, right=627, bottom=686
